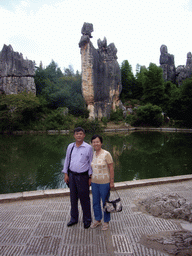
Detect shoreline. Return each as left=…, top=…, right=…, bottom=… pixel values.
left=1, top=127, right=192, bottom=135
left=1, top=174, right=192, bottom=203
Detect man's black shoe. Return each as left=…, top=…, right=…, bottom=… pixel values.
left=84, top=223, right=91, bottom=229
left=67, top=221, right=78, bottom=227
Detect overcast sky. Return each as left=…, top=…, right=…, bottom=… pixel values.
left=1, top=0, right=192, bottom=74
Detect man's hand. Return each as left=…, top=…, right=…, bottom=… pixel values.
left=64, top=173, right=69, bottom=185
left=89, top=177, right=92, bottom=186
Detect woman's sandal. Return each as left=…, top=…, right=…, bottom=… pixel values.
left=90, top=221, right=102, bottom=229
left=102, top=222, right=109, bottom=231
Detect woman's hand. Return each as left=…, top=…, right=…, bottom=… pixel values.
left=110, top=181, right=114, bottom=188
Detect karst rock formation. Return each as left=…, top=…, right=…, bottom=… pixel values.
left=160, top=44, right=192, bottom=86
left=79, top=22, right=122, bottom=119
left=0, top=44, right=36, bottom=95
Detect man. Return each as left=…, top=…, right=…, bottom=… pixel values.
left=62, top=127, right=93, bottom=229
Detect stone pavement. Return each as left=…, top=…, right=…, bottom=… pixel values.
left=1, top=175, right=192, bottom=256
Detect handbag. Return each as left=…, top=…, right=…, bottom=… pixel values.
left=103, top=187, right=122, bottom=213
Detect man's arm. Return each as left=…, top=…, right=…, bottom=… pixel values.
left=62, top=144, right=71, bottom=174
left=62, top=144, right=72, bottom=185
left=88, top=145, right=93, bottom=176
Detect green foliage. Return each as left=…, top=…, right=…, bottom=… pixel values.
left=0, top=92, right=41, bottom=131
left=74, top=118, right=103, bottom=134
left=110, top=107, right=124, bottom=123
left=42, top=108, right=73, bottom=130
left=143, top=63, right=165, bottom=105
left=127, top=103, right=163, bottom=127
left=163, top=81, right=180, bottom=117
left=125, top=114, right=134, bottom=125
left=34, top=61, right=87, bottom=116
left=120, top=60, right=136, bottom=101
left=101, top=117, right=108, bottom=126
left=134, top=64, right=145, bottom=99
left=179, top=78, right=192, bottom=127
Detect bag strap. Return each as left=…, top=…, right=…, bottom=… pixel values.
left=67, top=143, right=75, bottom=174
left=105, top=186, right=120, bottom=202
left=111, top=187, right=120, bottom=198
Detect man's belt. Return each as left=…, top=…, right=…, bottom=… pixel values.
left=68, top=169, right=88, bottom=176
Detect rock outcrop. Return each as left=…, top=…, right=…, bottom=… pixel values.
left=0, top=44, right=36, bottom=95
left=139, top=193, right=192, bottom=222
left=159, top=45, right=192, bottom=86
left=160, top=45, right=176, bottom=83
left=79, top=22, right=122, bottom=119
left=176, top=52, right=192, bottom=86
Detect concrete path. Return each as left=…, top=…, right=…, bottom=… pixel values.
left=1, top=175, right=192, bottom=256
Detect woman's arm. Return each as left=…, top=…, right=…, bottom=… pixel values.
left=108, top=163, right=114, bottom=188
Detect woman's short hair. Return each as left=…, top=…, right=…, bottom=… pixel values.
left=91, top=134, right=103, bottom=143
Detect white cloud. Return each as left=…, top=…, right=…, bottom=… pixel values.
left=0, top=0, right=192, bottom=73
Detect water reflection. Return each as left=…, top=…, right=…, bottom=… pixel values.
left=0, top=132, right=191, bottom=194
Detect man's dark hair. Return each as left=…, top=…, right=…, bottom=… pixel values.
left=74, top=127, right=85, bottom=134
left=91, top=134, right=103, bottom=143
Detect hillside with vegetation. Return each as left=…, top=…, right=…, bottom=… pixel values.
left=0, top=59, right=192, bottom=133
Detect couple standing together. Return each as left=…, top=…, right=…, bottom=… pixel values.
left=62, top=127, right=114, bottom=231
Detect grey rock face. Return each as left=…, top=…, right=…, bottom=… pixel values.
left=144, top=230, right=192, bottom=255
left=79, top=22, right=122, bottom=119
left=139, top=193, right=192, bottom=222
left=0, top=44, right=36, bottom=94
left=159, top=45, right=176, bottom=83
left=176, top=52, right=192, bottom=85
left=159, top=45, right=192, bottom=85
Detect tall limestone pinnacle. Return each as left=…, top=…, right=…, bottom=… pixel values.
left=0, top=44, right=36, bottom=95
left=159, top=44, right=192, bottom=86
left=79, top=22, right=122, bottom=119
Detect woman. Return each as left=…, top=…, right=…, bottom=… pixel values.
left=90, top=134, right=114, bottom=231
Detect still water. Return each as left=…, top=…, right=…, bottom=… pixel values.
left=0, top=132, right=192, bottom=194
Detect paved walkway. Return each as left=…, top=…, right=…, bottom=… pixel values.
left=1, top=175, right=192, bottom=256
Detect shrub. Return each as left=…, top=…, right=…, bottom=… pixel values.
left=110, top=107, right=124, bottom=123
left=128, top=103, right=163, bottom=127
left=74, top=118, right=103, bottom=133
left=101, top=117, right=108, bottom=126
left=0, top=92, right=41, bottom=131
left=43, top=110, right=73, bottom=130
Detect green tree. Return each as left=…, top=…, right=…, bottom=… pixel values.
left=120, top=60, right=136, bottom=101
left=180, top=78, right=192, bottom=127
left=163, top=81, right=179, bottom=115
left=127, top=103, right=163, bottom=127
left=34, top=61, right=87, bottom=116
left=0, top=92, right=41, bottom=131
left=134, top=64, right=146, bottom=99
left=143, top=63, right=165, bottom=106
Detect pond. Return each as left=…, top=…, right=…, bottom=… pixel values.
left=0, top=131, right=192, bottom=194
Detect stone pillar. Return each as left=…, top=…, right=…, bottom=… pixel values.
left=79, top=23, right=122, bottom=119
left=0, top=44, right=36, bottom=95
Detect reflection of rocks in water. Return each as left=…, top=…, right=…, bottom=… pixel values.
left=139, top=193, right=192, bottom=222
left=140, top=230, right=192, bottom=256
left=112, top=145, right=120, bottom=170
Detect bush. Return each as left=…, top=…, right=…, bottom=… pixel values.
left=128, top=103, right=163, bottom=127
left=110, top=107, right=124, bottom=123
left=43, top=110, right=73, bottom=130
left=0, top=92, right=41, bottom=131
left=101, top=117, right=108, bottom=126
left=74, top=118, right=103, bottom=134
left=125, top=114, right=134, bottom=125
